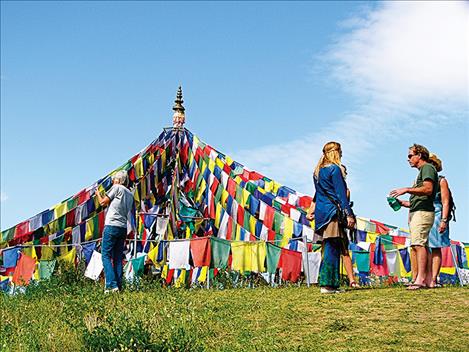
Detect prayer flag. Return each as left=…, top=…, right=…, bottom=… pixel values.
left=12, top=254, right=36, bottom=286
left=168, top=241, right=190, bottom=270
left=190, top=237, right=211, bottom=267
left=210, top=237, right=230, bottom=269
left=39, top=260, right=56, bottom=280
left=84, top=251, right=103, bottom=281
left=278, top=248, right=302, bottom=283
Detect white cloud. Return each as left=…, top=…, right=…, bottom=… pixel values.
left=231, top=2, right=469, bottom=194
left=1, top=191, right=7, bottom=203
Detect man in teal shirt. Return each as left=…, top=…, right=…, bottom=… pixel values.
left=390, top=144, right=438, bottom=290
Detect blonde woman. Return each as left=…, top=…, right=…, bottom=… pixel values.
left=307, top=168, right=359, bottom=288
left=312, top=142, right=355, bottom=293
left=427, top=153, right=451, bottom=288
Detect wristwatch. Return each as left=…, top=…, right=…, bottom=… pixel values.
left=441, top=218, right=448, bottom=223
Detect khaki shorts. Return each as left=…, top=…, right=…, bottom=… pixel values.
left=409, top=211, right=434, bottom=246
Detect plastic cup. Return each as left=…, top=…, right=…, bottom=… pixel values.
left=387, top=197, right=401, bottom=211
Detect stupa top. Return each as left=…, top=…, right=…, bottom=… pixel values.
left=172, top=86, right=185, bottom=128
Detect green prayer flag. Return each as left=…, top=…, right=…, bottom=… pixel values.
left=354, top=252, right=370, bottom=272
left=66, top=197, right=78, bottom=211
left=57, top=215, right=67, bottom=232
left=210, top=237, right=231, bottom=269
left=266, top=243, right=281, bottom=274
left=235, top=185, right=243, bottom=205
left=381, top=235, right=395, bottom=251
left=92, top=215, right=100, bottom=240
left=245, top=182, right=257, bottom=194
left=39, top=260, right=56, bottom=280
left=274, top=212, right=283, bottom=233
left=131, top=256, right=145, bottom=277
left=1, top=227, right=15, bottom=243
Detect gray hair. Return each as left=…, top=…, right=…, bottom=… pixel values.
left=112, top=170, right=128, bottom=186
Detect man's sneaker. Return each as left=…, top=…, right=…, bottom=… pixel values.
left=104, top=287, right=119, bottom=294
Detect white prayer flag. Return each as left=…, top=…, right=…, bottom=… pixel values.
left=84, top=251, right=103, bottom=281
left=168, top=241, right=191, bottom=270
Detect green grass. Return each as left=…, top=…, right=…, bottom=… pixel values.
left=1, top=277, right=468, bottom=352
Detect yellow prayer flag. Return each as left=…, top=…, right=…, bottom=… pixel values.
left=366, top=232, right=378, bottom=244
left=242, top=189, right=251, bottom=207
left=53, top=202, right=68, bottom=219
left=148, top=244, right=158, bottom=266
left=225, top=155, right=233, bottom=166
left=161, top=265, right=168, bottom=280
left=440, top=267, right=456, bottom=275
left=215, top=203, right=222, bottom=228
left=185, top=226, right=191, bottom=239
left=397, top=252, right=410, bottom=278
left=249, top=216, right=257, bottom=237
left=221, top=190, right=229, bottom=207
left=272, top=181, right=281, bottom=194
left=235, top=226, right=241, bottom=241
left=231, top=242, right=266, bottom=273
left=85, top=219, right=94, bottom=241
left=40, top=246, right=55, bottom=261
left=198, top=266, right=208, bottom=283
left=195, top=179, right=206, bottom=203
left=174, top=270, right=186, bottom=288
left=58, top=247, right=76, bottom=266
left=208, top=159, right=216, bottom=173
left=264, top=180, right=273, bottom=193
left=134, top=157, right=144, bottom=179
left=215, top=157, right=224, bottom=170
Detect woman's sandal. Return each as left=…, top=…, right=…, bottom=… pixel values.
left=349, top=281, right=360, bottom=288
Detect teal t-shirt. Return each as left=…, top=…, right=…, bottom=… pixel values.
left=409, top=163, right=438, bottom=213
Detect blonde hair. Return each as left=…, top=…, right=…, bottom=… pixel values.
left=314, top=141, right=344, bottom=178
left=429, top=153, right=443, bottom=172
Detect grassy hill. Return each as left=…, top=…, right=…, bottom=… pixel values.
left=1, top=278, right=468, bottom=352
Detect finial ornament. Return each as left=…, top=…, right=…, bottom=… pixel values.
left=172, top=86, right=185, bottom=128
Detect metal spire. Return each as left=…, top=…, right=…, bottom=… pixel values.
left=172, top=86, right=185, bottom=128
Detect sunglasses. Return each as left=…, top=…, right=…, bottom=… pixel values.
left=408, top=153, right=419, bottom=159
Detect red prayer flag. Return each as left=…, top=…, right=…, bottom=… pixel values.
left=190, top=237, right=211, bottom=267
left=14, top=221, right=30, bottom=239
left=369, top=244, right=389, bottom=276
left=392, top=236, right=407, bottom=245
left=278, top=248, right=302, bottom=283
left=441, top=247, right=454, bottom=267
left=371, top=220, right=390, bottom=234
left=12, top=254, right=36, bottom=286
left=237, top=205, right=244, bottom=226
left=263, top=206, right=275, bottom=229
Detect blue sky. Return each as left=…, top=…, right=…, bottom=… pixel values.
left=1, top=2, right=468, bottom=242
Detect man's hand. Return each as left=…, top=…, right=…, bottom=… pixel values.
left=347, top=216, right=356, bottom=229
left=389, top=188, right=408, bottom=198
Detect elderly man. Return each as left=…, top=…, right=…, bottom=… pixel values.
left=95, top=170, right=134, bottom=293
left=390, top=144, right=438, bottom=290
